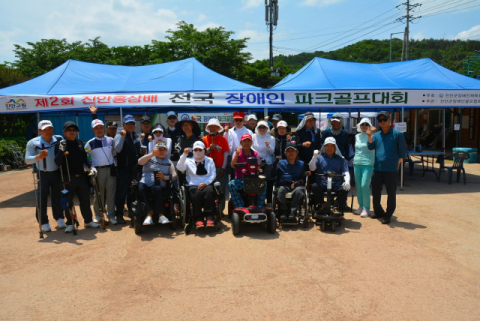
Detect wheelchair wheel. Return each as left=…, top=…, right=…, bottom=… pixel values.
left=228, top=199, right=233, bottom=219
left=169, top=199, right=177, bottom=230
left=231, top=212, right=240, bottom=235
left=320, top=220, right=325, bottom=231
left=184, top=223, right=191, bottom=235
left=180, top=186, right=187, bottom=227
left=267, top=211, right=276, bottom=234
left=331, top=221, right=336, bottom=232
left=134, top=213, right=142, bottom=235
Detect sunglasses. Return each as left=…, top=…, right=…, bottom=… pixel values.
left=234, top=119, right=243, bottom=122
left=125, top=122, right=135, bottom=125
left=65, top=128, right=77, bottom=132
left=167, top=117, right=177, bottom=120
left=193, top=149, right=203, bottom=152
left=258, top=126, right=268, bottom=129
left=332, top=116, right=341, bottom=120
left=377, top=118, right=389, bottom=123
left=360, top=123, right=369, bottom=126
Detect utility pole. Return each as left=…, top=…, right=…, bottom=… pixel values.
left=265, top=0, right=278, bottom=73
left=396, top=0, right=421, bottom=61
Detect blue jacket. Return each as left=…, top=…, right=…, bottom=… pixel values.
left=368, top=127, right=407, bottom=172
left=275, top=159, right=305, bottom=187
left=312, top=154, right=348, bottom=188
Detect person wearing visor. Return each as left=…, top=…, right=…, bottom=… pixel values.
left=224, top=111, right=252, bottom=180
left=309, top=137, right=350, bottom=212
left=295, top=112, right=322, bottom=170
left=25, top=120, right=66, bottom=232
left=114, top=115, right=141, bottom=224
left=177, top=141, right=217, bottom=229
left=246, top=114, right=258, bottom=132
left=148, top=124, right=172, bottom=160
left=274, top=120, right=292, bottom=160
left=367, top=111, right=406, bottom=224
left=84, top=119, right=117, bottom=224
left=229, top=134, right=265, bottom=209
left=203, top=118, right=230, bottom=212
left=172, top=115, right=201, bottom=161
left=353, top=118, right=376, bottom=218
left=55, top=121, right=100, bottom=231
left=139, top=115, right=153, bottom=150
left=252, top=120, right=275, bottom=205
left=274, top=142, right=306, bottom=220
left=270, top=114, right=282, bottom=136
left=321, top=113, right=351, bottom=161
left=138, top=141, right=178, bottom=225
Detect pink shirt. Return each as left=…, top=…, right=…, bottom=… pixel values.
left=233, top=149, right=261, bottom=179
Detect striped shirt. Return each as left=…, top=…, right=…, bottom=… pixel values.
left=85, top=136, right=115, bottom=167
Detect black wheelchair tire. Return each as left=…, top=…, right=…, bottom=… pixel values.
left=267, top=212, right=276, bottom=234
left=231, top=212, right=240, bottom=235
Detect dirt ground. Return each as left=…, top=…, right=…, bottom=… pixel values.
left=0, top=162, right=479, bottom=321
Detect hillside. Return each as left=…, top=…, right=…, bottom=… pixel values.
left=272, top=38, right=480, bottom=76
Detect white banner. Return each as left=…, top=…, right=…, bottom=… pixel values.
left=1, top=90, right=479, bottom=113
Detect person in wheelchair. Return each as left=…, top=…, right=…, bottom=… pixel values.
left=176, top=141, right=217, bottom=229
left=274, top=142, right=305, bottom=220
left=309, top=137, right=351, bottom=212
left=137, top=141, right=178, bottom=225
left=229, top=133, right=266, bottom=209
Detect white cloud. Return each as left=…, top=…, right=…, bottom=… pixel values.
left=411, top=31, right=426, bottom=41
left=37, top=1, right=178, bottom=46
left=454, top=25, right=480, bottom=40
left=197, top=22, right=222, bottom=31
left=301, top=0, right=345, bottom=7
left=0, top=29, right=24, bottom=64
left=237, top=29, right=269, bottom=41
left=242, top=0, right=263, bottom=10
left=197, top=14, right=207, bottom=22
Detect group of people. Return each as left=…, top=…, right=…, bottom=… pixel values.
left=25, top=107, right=406, bottom=234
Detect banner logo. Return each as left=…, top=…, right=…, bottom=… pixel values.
left=5, top=99, right=27, bottom=111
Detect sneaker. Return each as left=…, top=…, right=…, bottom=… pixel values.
left=42, top=223, right=51, bottom=232
left=206, top=219, right=215, bottom=227
left=360, top=209, right=370, bottom=218
left=85, top=221, right=100, bottom=228
left=143, top=216, right=154, bottom=225
left=159, top=215, right=170, bottom=224
left=196, top=221, right=204, bottom=228
left=116, top=216, right=126, bottom=224
left=354, top=207, right=363, bottom=215
left=56, top=219, right=66, bottom=229
left=108, top=216, right=118, bottom=225
left=93, top=216, right=102, bottom=223
left=65, top=225, right=74, bottom=233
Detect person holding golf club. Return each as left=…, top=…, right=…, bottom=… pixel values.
left=55, top=121, right=100, bottom=232
left=25, top=120, right=66, bottom=234
left=84, top=119, right=117, bottom=225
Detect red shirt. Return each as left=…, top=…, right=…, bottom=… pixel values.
left=202, top=135, right=230, bottom=167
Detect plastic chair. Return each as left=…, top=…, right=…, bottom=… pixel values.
left=438, top=152, right=469, bottom=185
left=404, top=152, right=424, bottom=176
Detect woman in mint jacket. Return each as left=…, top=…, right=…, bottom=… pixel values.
left=353, top=118, right=376, bottom=217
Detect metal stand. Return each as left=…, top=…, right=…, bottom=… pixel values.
left=33, top=163, right=43, bottom=239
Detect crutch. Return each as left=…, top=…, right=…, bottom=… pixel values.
left=350, top=186, right=355, bottom=211
left=90, top=174, right=108, bottom=230
left=32, top=163, right=43, bottom=239
left=61, top=150, right=79, bottom=235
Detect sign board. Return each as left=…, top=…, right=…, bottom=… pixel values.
left=454, top=124, right=461, bottom=131
left=395, top=122, right=407, bottom=132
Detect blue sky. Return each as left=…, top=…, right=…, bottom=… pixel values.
left=1, top=0, right=479, bottom=64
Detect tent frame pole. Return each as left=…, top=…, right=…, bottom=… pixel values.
left=120, top=107, right=123, bottom=124
left=414, top=109, right=418, bottom=150
left=442, top=108, right=446, bottom=152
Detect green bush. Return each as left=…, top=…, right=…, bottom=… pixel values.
left=0, top=139, right=25, bottom=159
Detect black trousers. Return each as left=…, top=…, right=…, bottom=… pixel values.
left=277, top=186, right=305, bottom=213
left=138, top=182, right=165, bottom=215
left=188, top=185, right=215, bottom=221
left=311, top=183, right=348, bottom=207
left=35, top=171, right=64, bottom=225
left=115, top=169, right=133, bottom=218
left=371, top=171, right=397, bottom=218
left=65, top=174, right=93, bottom=224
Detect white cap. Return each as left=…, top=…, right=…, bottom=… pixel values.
left=205, top=118, right=223, bottom=133
left=247, top=114, right=258, bottom=121
left=331, top=118, right=341, bottom=122
left=91, top=119, right=104, bottom=128
left=152, top=124, right=165, bottom=133
left=277, top=120, right=288, bottom=128
left=193, top=141, right=205, bottom=150
left=38, top=120, right=53, bottom=130
left=324, top=137, right=336, bottom=145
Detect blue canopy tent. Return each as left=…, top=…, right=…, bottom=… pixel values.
left=0, top=57, right=261, bottom=115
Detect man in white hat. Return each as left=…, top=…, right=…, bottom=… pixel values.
left=203, top=118, right=230, bottom=213
left=246, top=114, right=258, bottom=132
left=84, top=119, right=117, bottom=224
left=25, top=120, right=66, bottom=232
left=309, top=137, right=350, bottom=211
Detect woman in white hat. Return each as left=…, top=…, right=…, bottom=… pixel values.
left=353, top=118, right=376, bottom=218
left=177, top=141, right=217, bottom=229
left=203, top=118, right=230, bottom=213
left=148, top=124, right=172, bottom=159
left=252, top=120, right=276, bottom=205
